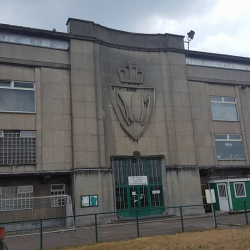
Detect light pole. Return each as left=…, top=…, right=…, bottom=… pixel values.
left=184, top=30, right=195, bottom=50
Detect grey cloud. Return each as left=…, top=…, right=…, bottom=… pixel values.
left=0, top=0, right=218, bottom=33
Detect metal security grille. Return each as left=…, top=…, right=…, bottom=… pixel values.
left=115, top=187, right=128, bottom=210
left=150, top=185, right=163, bottom=207
left=113, top=158, right=164, bottom=216
left=51, top=184, right=66, bottom=207
left=149, top=159, right=162, bottom=183
left=0, top=130, right=36, bottom=165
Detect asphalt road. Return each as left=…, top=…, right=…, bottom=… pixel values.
left=5, top=212, right=248, bottom=250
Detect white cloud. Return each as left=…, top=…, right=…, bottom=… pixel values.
left=134, top=0, right=250, bottom=57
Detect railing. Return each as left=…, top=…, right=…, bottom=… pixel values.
left=0, top=203, right=218, bottom=250
left=3, top=201, right=250, bottom=249
left=0, top=235, right=9, bottom=250
left=243, top=200, right=250, bottom=225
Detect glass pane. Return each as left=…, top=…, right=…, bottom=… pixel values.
left=235, top=183, right=245, bottom=197
left=211, top=102, right=238, bottom=121
left=20, top=131, right=36, bottom=138
left=216, top=141, right=244, bottom=160
left=224, top=97, right=235, bottom=103
left=218, top=185, right=226, bottom=197
left=215, top=135, right=227, bottom=140
left=210, top=96, right=222, bottom=102
left=0, top=82, right=11, bottom=87
left=14, top=82, right=34, bottom=89
left=51, top=184, right=64, bottom=191
left=0, top=89, right=35, bottom=112
left=228, top=135, right=241, bottom=140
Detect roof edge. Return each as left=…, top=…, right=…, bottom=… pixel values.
left=186, top=50, right=250, bottom=64
left=66, top=18, right=185, bottom=38
left=0, top=23, right=69, bottom=40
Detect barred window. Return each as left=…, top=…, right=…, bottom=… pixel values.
left=0, top=130, right=36, bottom=165
left=51, top=184, right=65, bottom=207
left=0, top=186, right=33, bottom=211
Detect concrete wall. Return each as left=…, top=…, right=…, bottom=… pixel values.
left=165, top=168, right=204, bottom=215
left=187, top=64, right=250, bottom=167
left=67, top=18, right=184, bottom=50
left=70, top=39, right=104, bottom=168
left=73, top=169, right=114, bottom=225
left=0, top=174, right=71, bottom=197
left=99, top=47, right=170, bottom=165
left=95, top=49, right=197, bottom=167
left=0, top=41, right=72, bottom=174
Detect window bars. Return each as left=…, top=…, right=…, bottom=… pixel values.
left=51, top=184, right=66, bottom=207
left=0, top=130, right=36, bottom=165
left=0, top=186, right=33, bottom=211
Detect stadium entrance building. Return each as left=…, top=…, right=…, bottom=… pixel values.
left=1, top=18, right=250, bottom=225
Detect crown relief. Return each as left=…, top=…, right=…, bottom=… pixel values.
left=111, top=61, right=155, bottom=140
left=119, top=61, right=144, bottom=84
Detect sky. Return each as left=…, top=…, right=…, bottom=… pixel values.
left=0, top=0, right=249, bottom=57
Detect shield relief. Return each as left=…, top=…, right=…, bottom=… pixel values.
left=110, top=62, right=155, bottom=140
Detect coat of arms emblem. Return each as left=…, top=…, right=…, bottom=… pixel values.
left=110, top=62, right=155, bottom=140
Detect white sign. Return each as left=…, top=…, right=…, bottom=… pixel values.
left=128, top=176, right=148, bottom=186
left=205, top=189, right=216, bottom=204
left=132, top=191, right=137, bottom=196
left=152, top=190, right=161, bottom=194
left=81, top=196, right=90, bottom=207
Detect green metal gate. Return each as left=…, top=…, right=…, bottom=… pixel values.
left=112, top=157, right=164, bottom=218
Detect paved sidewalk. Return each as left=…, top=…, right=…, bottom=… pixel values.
left=5, top=212, right=248, bottom=250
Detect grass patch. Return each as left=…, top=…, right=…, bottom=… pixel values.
left=53, top=226, right=250, bottom=250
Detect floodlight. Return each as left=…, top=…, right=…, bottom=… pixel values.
left=184, top=30, right=195, bottom=50
left=187, top=30, right=195, bottom=40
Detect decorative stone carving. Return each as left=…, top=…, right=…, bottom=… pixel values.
left=110, top=62, right=155, bottom=140
left=119, top=61, right=143, bottom=84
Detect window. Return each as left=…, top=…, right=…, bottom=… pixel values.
left=234, top=182, right=246, bottom=198
left=0, top=81, right=35, bottom=113
left=0, top=130, right=36, bottom=165
left=215, top=134, right=244, bottom=160
left=0, top=185, right=33, bottom=211
left=210, top=96, right=238, bottom=121
left=51, top=184, right=65, bottom=207
left=218, top=184, right=227, bottom=198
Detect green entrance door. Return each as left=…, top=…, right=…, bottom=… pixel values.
left=129, top=186, right=149, bottom=216
left=113, top=158, right=164, bottom=218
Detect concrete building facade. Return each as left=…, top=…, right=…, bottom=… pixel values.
left=1, top=18, right=250, bottom=222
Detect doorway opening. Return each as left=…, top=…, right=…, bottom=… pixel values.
left=112, top=157, right=164, bottom=218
